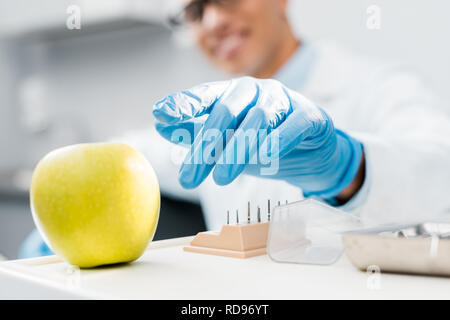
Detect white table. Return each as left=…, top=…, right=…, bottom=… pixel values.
left=1, top=236, right=450, bottom=299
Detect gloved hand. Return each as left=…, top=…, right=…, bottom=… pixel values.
left=153, top=77, right=363, bottom=200
left=19, top=229, right=53, bottom=259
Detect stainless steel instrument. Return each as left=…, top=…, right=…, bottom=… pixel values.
left=343, top=222, right=450, bottom=277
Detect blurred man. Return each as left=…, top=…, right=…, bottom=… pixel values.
left=152, top=0, right=450, bottom=223
left=22, top=0, right=450, bottom=257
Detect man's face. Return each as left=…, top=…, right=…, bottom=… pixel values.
left=186, top=0, right=289, bottom=76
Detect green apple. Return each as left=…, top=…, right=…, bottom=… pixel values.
left=30, top=143, right=160, bottom=268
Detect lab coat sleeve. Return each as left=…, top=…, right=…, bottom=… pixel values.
left=347, top=68, right=450, bottom=224
left=109, top=126, right=200, bottom=204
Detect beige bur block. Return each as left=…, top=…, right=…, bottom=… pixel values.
left=184, top=222, right=270, bottom=258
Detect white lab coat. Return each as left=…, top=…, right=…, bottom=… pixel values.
left=114, top=41, right=450, bottom=230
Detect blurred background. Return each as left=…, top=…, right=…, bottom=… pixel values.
left=0, top=0, right=449, bottom=259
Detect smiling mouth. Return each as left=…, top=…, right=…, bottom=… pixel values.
left=214, top=31, right=248, bottom=60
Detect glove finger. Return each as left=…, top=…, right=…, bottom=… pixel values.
left=212, top=107, right=270, bottom=185
left=155, top=117, right=206, bottom=146
left=212, top=82, right=294, bottom=184
left=153, top=80, right=230, bottom=124
left=178, top=78, right=259, bottom=189
left=260, top=104, right=331, bottom=162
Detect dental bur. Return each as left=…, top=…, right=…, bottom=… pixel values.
left=268, top=199, right=271, bottom=222
left=248, top=202, right=251, bottom=224
left=257, top=206, right=261, bottom=223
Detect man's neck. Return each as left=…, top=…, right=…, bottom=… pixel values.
left=252, top=33, right=301, bottom=79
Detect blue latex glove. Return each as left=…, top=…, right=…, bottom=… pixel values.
left=153, top=77, right=363, bottom=200
left=19, top=229, right=53, bottom=259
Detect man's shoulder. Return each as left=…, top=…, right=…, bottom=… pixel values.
left=305, top=40, right=410, bottom=97
left=312, top=40, right=386, bottom=77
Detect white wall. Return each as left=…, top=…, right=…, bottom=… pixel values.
left=289, top=0, right=450, bottom=103
left=0, top=25, right=223, bottom=171
left=0, top=42, right=27, bottom=169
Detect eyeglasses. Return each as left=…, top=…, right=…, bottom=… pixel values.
left=169, top=0, right=241, bottom=27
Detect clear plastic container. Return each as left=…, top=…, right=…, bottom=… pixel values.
left=267, top=198, right=363, bottom=265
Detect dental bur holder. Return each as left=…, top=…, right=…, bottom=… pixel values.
left=183, top=222, right=270, bottom=258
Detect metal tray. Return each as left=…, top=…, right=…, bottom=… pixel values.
left=343, top=223, right=450, bottom=277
